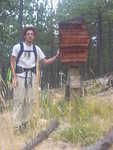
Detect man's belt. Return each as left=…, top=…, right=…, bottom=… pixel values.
left=16, top=65, right=36, bottom=74
left=16, top=65, right=36, bottom=88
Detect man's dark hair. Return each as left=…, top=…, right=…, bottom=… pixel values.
left=23, top=27, right=36, bottom=37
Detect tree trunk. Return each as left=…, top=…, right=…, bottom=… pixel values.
left=108, top=21, right=113, bottom=72
left=18, top=0, right=23, bottom=41
left=97, top=12, right=103, bottom=76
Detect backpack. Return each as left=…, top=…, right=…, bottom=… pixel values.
left=16, top=42, right=37, bottom=65
left=7, top=42, right=37, bottom=83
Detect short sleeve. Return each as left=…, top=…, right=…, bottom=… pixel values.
left=36, top=46, right=46, bottom=61
left=11, top=44, right=20, bottom=57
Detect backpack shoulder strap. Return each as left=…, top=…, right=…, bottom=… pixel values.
left=33, top=45, right=37, bottom=64
left=16, top=42, right=24, bottom=65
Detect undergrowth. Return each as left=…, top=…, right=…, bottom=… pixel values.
left=39, top=90, right=113, bottom=146
left=1, top=88, right=113, bottom=148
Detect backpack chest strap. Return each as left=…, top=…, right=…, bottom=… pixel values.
left=16, top=42, right=37, bottom=66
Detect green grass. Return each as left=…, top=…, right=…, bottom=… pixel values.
left=39, top=90, right=113, bottom=146
left=1, top=76, right=113, bottom=148
left=4, top=89, right=113, bottom=147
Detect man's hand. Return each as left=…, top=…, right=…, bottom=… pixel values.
left=56, top=49, right=60, bottom=58
left=12, top=75, right=18, bottom=88
left=42, top=49, right=60, bottom=65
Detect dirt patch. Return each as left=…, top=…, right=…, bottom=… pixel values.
left=36, top=138, right=78, bottom=150
left=0, top=112, right=24, bottom=150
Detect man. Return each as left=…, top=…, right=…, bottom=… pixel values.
left=10, top=26, right=59, bottom=129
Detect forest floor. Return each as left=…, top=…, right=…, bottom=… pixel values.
left=36, top=87, right=113, bottom=150
left=0, top=87, right=113, bottom=150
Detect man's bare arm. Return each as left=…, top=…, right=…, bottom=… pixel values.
left=10, top=56, right=18, bottom=87
left=10, top=56, right=16, bottom=78
left=42, top=50, right=59, bottom=65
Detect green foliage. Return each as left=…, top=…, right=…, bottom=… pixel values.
left=39, top=91, right=113, bottom=146
left=1, top=0, right=113, bottom=80
left=58, top=123, right=103, bottom=146
left=56, top=0, right=113, bottom=76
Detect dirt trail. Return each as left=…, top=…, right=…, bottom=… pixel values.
left=0, top=111, right=78, bottom=150
left=0, top=113, right=78, bottom=150
left=0, top=112, right=24, bottom=150
left=36, top=138, right=78, bottom=150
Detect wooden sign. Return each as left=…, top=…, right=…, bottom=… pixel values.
left=59, top=18, right=90, bottom=64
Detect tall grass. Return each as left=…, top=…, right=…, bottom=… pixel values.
left=0, top=74, right=16, bottom=149
left=1, top=77, right=113, bottom=148
left=39, top=90, right=113, bottom=146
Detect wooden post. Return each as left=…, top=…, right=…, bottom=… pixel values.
left=65, top=66, right=70, bottom=100
left=70, top=66, right=82, bottom=99
left=65, top=65, right=83, bottom=100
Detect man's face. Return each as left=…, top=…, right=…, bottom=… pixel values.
left=24, top=30, right=35, bottom=43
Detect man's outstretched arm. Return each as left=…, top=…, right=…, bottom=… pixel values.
left=42, top=50, right=59, bottom=65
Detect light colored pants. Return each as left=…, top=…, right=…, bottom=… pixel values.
left=13, top=76, right=35, bottom=127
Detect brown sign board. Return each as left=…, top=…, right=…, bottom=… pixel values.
left=59, top=17, right=90, bottom=64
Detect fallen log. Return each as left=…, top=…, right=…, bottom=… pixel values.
left=84, top=128, right=113, bottom=150
left=22, top=118, right=59, bottom=150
